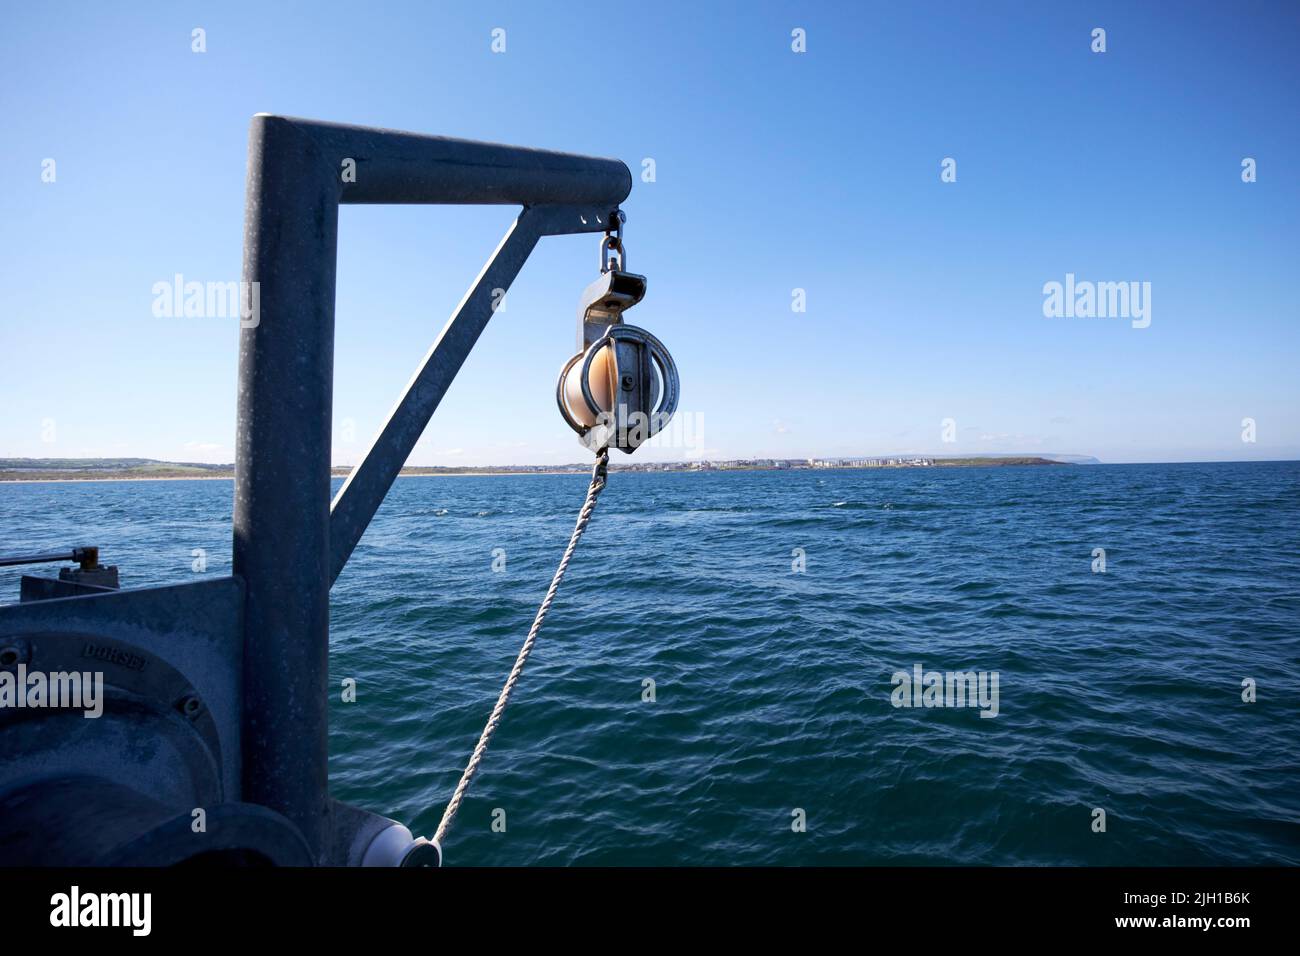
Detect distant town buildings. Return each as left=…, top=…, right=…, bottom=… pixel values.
left=678, top=457, right=933, bottom=472
left=806, top=457, right=933, bottom=468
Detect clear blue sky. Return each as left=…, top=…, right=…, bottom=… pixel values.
left=2, top=1, right=1297, bottom=465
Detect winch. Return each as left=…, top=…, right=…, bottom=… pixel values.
left=556, top=212, right=679, bottom=453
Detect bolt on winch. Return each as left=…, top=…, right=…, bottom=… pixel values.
left=556, top=211, right=680, bottom=453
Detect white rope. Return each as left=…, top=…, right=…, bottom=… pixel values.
left=432, top=448, right=611, bottom=854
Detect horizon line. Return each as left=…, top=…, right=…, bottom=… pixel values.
left=4, top=454, right=1300, bottom=471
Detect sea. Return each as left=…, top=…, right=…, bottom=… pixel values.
left=1, top=461, right=1297, bottom=865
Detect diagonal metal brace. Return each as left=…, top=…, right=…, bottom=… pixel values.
left=328, top=203, right=616, bottom=586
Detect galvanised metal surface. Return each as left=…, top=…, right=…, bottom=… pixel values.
left=0, top=576, right=245, bottom=798
left=235, top=115, right=632, bottom=861
left=0, top=778, right=313, bottom=866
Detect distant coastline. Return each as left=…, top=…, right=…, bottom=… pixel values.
left=0, top=455, right=1085, bottom=483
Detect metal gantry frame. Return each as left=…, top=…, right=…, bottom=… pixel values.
left=234, top=115, right=632, bottom=860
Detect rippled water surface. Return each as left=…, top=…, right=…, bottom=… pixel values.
left=2, top=462, right=1298, bottom=865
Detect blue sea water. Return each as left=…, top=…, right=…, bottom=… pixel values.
left=1, top=462, right=1298, bottom=865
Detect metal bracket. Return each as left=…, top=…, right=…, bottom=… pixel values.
left=328, top=203, right=619, bottom=586
left=576, top=270, right=647, bottom=349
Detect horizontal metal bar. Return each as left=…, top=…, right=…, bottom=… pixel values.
left=0, top=546, right=98, bottom=569
left=0, top=552, right=73, bottom=568
left=254, top=115, right=632, bottom=208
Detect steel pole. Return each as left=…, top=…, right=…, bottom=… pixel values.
left=233, top=115, right=340, bottom=859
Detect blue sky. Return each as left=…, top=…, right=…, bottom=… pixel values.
left=1, top=0, right=1297, bottom=465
